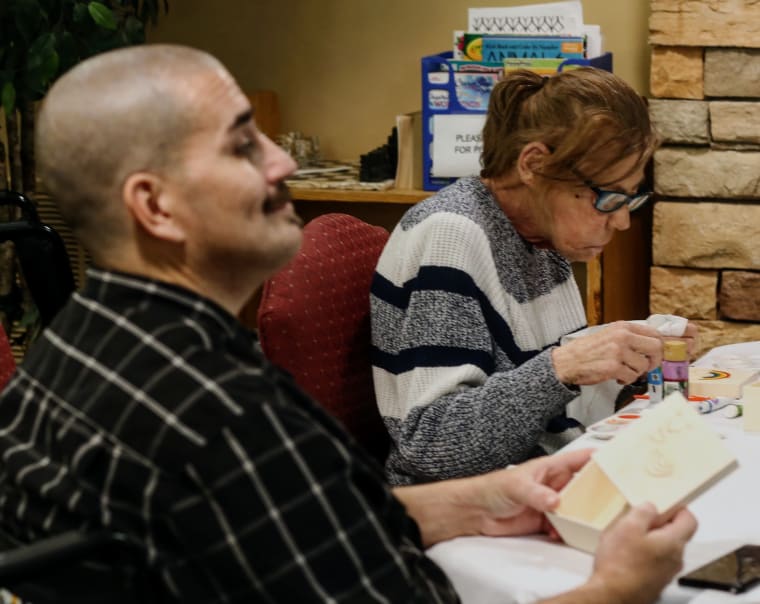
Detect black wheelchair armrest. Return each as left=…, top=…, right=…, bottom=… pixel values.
left=0, top=530, right=138, bottom=584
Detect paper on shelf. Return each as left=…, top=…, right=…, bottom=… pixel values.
left=582, top=24, right=602, bottom=58
left=430, top=114, right=486, bottom=178
left=468, top=1, right=584, bottom=36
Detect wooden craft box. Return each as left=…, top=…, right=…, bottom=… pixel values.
left=744, top=381, right=760, bottom=432
left=547, top=393, right=738, bottom=553
left=688, top=367, right=760, bottom=399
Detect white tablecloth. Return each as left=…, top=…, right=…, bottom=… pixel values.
left=427, top=343, right=760, bottom=604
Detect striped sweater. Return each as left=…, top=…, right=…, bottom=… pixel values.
left=371, top=177, right=586, bottom=485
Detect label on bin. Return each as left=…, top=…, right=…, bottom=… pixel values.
left=431, top=114, right=487, bottom=177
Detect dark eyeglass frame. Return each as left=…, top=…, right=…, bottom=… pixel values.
left=534, top=147, right=653, bottom=214
left=584, top=181, right=652, bottom=214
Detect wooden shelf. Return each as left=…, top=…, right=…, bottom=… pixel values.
left=290, top=187, right=429, bottom=204
left=285, top=186, right=650, bottom=326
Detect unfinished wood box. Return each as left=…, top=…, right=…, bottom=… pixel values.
left=689, top=367, right=760, bottom=399
left=743, top=381, right=760, bottom=433
left=547, top=393, right=737, bottom=553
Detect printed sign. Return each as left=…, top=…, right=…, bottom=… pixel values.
left=431, top=114, right=487, bottom=177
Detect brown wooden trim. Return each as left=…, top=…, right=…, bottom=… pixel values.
left=585, top=256, right=603, bottom=326
left=291, top=188, right=430, bottom=204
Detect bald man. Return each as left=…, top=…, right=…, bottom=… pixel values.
left=0, top=45, right=696, bottom=603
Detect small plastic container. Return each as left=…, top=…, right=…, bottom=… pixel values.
left=663, top=340, right=689, bottom=398
left=647, top=366, right=663, bottom=404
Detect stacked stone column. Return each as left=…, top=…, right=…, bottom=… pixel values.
left=648, top=0, right=760, bottom=357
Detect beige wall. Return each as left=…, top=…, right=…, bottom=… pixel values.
left=150, top=0, right=650, bottom=160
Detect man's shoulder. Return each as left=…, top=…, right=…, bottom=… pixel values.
left=15, top=293, right=310, bottom=458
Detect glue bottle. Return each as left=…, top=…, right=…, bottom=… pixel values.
left=662, top=340, right=689, bottom=398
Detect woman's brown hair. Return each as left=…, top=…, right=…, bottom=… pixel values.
left=480, top=68, right=659, bottom=183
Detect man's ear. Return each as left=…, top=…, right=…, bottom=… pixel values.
left=122, top=172, right=186, bottom=243
left=517, top=141, right=552, bottom=186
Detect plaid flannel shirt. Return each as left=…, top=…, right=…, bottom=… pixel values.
left=0, top=269, right=458, bottom=603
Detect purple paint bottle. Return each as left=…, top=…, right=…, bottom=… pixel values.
left=662, top=340, right=689, bottom=398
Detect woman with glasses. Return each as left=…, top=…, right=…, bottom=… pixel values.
left=371, top=67, right=697, bottom=486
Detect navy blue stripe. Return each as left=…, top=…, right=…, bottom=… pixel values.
left=546, top=414, right=582, bottom=433
left=371, top=272, right=406, bottom=308
left=372, top=345, right=494, bottom=376
left=372, top=266, right=551, bottom=368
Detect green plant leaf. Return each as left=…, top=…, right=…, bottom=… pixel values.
left=23, top=32, right=60, bottom=97
left=55, top=31, right=80, bottom=74
left=38, top=0, right=60, bottom=14
left=124, top=15, right=144, bottom=44
left=13, top=0, right=45, bottom=43
left=27, top=32, right=56, bottom=66
left=1, top=82, right=16, bottom=117
left=19, top=302, right=40, bottom=330
left=88, top=2, right=117, bottom=30
left=34, top=49, right=60, bottom=90
left=138, top=0, right=159, bottom=25
left=84, top=27, right=125, bottom=54
left=72, top=2, right=90, bottom=24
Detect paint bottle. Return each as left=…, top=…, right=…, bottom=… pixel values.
left=662, top=340, right=689, bottom=398
left=647, top=366, right=663, bottom=404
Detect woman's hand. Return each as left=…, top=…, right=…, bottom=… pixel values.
left=551, top=320, right=700, bottom=386
left=552, top=321, right=663, bottom=385
left=670, top=321, right=699, bottom=360
left=552, top=321, right=663, bottom=386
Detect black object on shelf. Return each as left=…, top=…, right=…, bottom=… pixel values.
left=359, top=127, right=397, bottom=182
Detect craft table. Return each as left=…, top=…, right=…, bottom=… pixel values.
left=427, top=343, right=760, bottom=604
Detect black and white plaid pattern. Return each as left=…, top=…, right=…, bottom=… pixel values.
left=0, top=268, right=458, bottom=603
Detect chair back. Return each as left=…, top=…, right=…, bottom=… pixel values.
left=0, top=324, right=16, bottom=390
left=0, top=190, right=76, bottom=327
left=258, top=213, right=390, bottom=463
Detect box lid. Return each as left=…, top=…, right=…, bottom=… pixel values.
left=688, top=367, right=759, bottom=399
left=592, top=392, right=738, bottom=514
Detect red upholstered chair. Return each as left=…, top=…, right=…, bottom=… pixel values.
left=0, top=324, right=16, bottom=391
left=257, top=213, right=390, bottom=463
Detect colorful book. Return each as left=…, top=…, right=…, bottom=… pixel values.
left=502, top=57, right=585, bottom=76
left=453, top=72, right=500, bottom=110
left=446, top=59, right=503, bottom=73
left=463, top=33, right=585, bottom=62
left=453, top=30, right=465, bottom=60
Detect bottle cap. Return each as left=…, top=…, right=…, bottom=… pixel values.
left=664, top=340, right=687, bottom=362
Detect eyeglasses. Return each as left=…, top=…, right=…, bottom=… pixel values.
left=584, top=181, right=652, bottom=214
left=535, top=160, right=653, bottom=214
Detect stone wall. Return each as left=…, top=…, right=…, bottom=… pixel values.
left=648, top=0, right=760, bottom=358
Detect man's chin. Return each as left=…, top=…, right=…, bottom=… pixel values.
left=286, top=211, right=304, bottom=228
left=268, top=201, right=303, bottom=228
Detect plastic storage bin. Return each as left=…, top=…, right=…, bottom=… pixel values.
left=421, top=50, right=613, bottom=191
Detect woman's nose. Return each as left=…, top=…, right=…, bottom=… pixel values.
left=608, top=205, right=631, bottom=231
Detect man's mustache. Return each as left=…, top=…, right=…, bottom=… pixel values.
left=265, top=181, right=303, bottom=226
left=267, top=181, right=292, bottom=206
